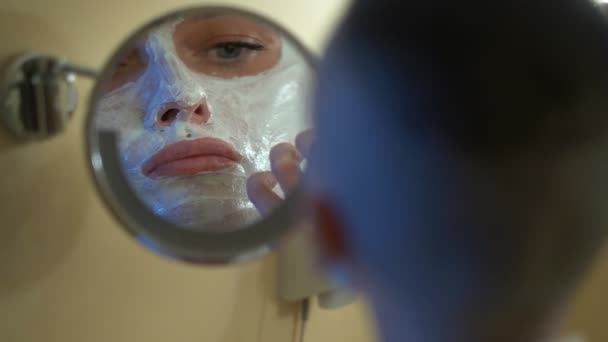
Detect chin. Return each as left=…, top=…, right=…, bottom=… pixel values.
left=160, top=199, right=260, bottom=231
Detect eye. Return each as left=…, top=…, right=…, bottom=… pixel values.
left=107, top=48, right=146, bottom=91
left=117, top=49, right=143, bottom=68
left=210, top=42, right=264, bottom=60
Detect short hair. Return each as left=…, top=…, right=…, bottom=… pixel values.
left=342, top=0, right=608, bottom=158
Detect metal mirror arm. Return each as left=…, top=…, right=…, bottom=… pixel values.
left=62, top=62, right=99, bottom=79
left=0, top=51, right=99, bottom=140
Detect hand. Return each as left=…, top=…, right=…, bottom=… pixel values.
left=247, top=130, right=313, bottom=215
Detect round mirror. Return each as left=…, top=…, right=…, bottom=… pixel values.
left=86, top=7, right=315, bottom=264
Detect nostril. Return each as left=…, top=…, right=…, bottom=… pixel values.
left=190, top=102, right=211, bottom=124
left=156, top=100, right=209, bottom=127
left=193, top=104, right=205, bottom=116
left=158, top=108, right=179, bottom=125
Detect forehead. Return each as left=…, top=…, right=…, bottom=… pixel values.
left=173, top=14, right=279, bottom=40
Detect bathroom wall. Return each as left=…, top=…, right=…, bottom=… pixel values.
left=0, top=0, right=348, bottom=341
left=567, top=247, right=608, bottom=341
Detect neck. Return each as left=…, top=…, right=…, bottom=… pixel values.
left=366, top=282, right=567, bottom=342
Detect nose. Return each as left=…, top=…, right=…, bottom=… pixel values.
left=156, top=99, right=211, bottom=127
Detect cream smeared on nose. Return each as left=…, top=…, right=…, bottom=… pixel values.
left=156, top=99, right=211, bottom=127
left=140, top=25, right=207, bottom=129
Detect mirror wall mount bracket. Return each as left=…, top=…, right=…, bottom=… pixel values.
left=0, top=51, right=98, bottom=140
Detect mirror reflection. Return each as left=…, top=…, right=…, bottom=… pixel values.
left=93, top=13, right=313, bottom=230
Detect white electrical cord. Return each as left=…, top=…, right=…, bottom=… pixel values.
left=299, top=298, right=311, bottom=342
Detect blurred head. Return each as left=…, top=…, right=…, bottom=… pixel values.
left=311, top=1, right=608, bottom=341
left=94, top=14, right=312, bottom=228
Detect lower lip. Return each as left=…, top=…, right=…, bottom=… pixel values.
left=147, top=155, right=238, bottom=178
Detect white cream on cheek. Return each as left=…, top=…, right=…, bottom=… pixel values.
left=94, top=20, right=312, bottom=228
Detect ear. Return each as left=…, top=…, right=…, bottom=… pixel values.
left=312, top=196, right=351, bottom=266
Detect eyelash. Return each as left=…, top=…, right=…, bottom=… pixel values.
left=211, top=41, right=265, bottom=52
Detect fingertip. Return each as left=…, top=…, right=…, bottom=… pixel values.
left=247, top=171, right=282, bottom=215
left=295, top=130, right=314, bottom=158
left=247, top=171, right=275, bottom=195
left=270, top=145, right=301, bottom=193
left=270, top=143, right=302, bottom=163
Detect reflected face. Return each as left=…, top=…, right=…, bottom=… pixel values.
left=94, top=14, right=312, bottom=229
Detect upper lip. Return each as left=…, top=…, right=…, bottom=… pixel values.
left=141, top=137, right=242, bottom=176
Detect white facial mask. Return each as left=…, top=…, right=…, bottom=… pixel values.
left=94, top=18, right=313, bottom=229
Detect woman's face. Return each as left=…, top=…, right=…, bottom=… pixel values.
left=94, top=14, right=313, bottom=229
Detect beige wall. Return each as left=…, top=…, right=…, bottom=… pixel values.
left=305, top=297, right=378, bottom=342
left=1, top=0, right=606, bottom=342
left=0, top=0, right=348, bottom=341
left=567, top=247, right=608, bottom=341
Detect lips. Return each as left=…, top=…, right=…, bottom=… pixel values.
left=141, top=137, right=242, bottom=178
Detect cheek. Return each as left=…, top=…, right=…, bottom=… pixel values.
left=95, top=106, right=139, bottom=133
left=94, top=84, right=142, bottom=129
left=95, top=93, right=164, bottom=171
left=120, top=130, right=165, bottom=170
left=206, top=88, right=250, bottom=137
left=238, top=73, right=311, bottom=167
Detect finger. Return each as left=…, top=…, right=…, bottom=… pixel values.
left=295, top=130, right=314, bottom=158
left=270, top=143, right=302, bottom=194
left=247, top=171, right=283, bottom=215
